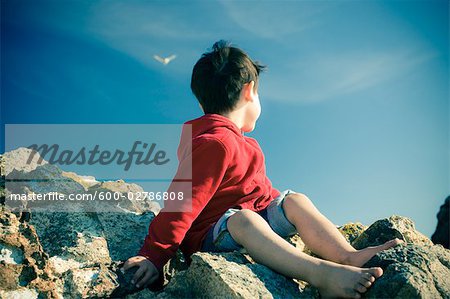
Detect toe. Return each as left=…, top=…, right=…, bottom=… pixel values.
left=393, top=238, right=404, bottom=246
left=384, top=238, right=403, bottom=249
left=360, top=278, right=372, bottom=288
left=345, top=289, right=361, bottom=299
left=355, top=283, right=367, bottom=293
left=368, top=267, right=383, bottom=278
left=362, top=272, right=375, bottom=283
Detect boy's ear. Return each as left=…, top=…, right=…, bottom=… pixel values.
left=242, top=81, right=256, bottom=102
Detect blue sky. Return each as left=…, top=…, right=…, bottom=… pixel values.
left=1, top=0, right=448, bottom=237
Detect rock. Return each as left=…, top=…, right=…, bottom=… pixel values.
left=0, top=287, right=40, bottom=299
left=3, top=148, right=85, bottom=198
left=61, top=264, right=118, bottom=299
left=95, top=211, right=155, bottom=261
left=354, top=215, right=450, bottom=298
left=48, top=256, right=82, bottom=276
left=65, top=232, right=112, bottom=264
left=3, top=147, right=160, bottom=215
left=0, top=208, right=58, bottom=298
left=432, top=196, right=449, bottom=249
left=29, top=212, right=106, bottom=258
left=29, top=212, right=155, bottom=263
left=61, top=171, right=100, bottom=190
left=5, top=163, right=86, bottom=212
left=338, top=222, right=367, bottom=243
left=124, top=288, right=158, bottom=299
left=1, top=147, right=158, bottom=258
left=0, top=148, right=163, bottom=298
left=8, top=210, right=156, bottom=282
left=285, top=233, right=307, bottom=252
left=0, top=242, right=24, bottom=264
left=2, top=147, right=48, bottom=176
left=86, top=180, right=161, bottom=214
left=352, top=215, right=433, bottom=249
left=152, top=251, right=316, bottom=299
left=0, top=208, right=137, bottom=299
left=364, top=244, right=450, bottom=298
left=0, top=155, right=5, bottom=206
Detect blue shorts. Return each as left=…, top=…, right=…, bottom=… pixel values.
left=200, top=189, right=298, bottom=252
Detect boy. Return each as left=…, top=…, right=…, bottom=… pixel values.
left=123, top=40, right=401, bottom=298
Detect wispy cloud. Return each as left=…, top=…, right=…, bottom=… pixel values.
left=219, top=1, right=335, bottom=41
left=50, top=0, right=438, bottom=104
left=85, top=1, right=214, bottom=72
left=88, top=2, right=211, bottom=41
left=262, top=48, right=437, bottom=103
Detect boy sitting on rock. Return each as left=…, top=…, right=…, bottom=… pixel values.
left=123, top=40, right=401, bottom=298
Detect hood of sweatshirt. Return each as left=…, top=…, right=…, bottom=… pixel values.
left=177, top=113, right=243, bottom=160
left=187, top=113, right=242, bottom=138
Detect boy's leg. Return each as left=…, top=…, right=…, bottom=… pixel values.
left=281, top=193, right=402, bottom=267
left=227, top=209, right=381, bottom=299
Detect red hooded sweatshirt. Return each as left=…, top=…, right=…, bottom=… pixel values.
left=138, top=113, right=280, bottom=275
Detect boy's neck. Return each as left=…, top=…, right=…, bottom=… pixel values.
left=219, top=110, right=245, bottom=133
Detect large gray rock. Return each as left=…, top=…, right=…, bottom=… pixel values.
left=0, top=208, right=138, bottom=299
left=29, top=210, right=156, bottom=298
left=352, top=215, right=433, bottom=249
left=169, top=252, right=295, bottom=298
left=352, top=215, right=450, bottom=298
left=3, top=147, right=161, bottom=214
left=3, top=148, right=84, bottom=201
left=1, top=148, right=160, bottom=298
left=29, top=211, right=155, bottom=262
left=142, top=252, right=317, bottom=299
left=2, top=147, right=48, bottom=176
left=364, top=244, right=450, bottom=298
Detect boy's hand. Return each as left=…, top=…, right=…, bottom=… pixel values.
left=122, top=256, right=160, bottom=289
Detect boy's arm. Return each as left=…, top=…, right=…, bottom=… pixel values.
left=137, top=138, right=230, bottom=274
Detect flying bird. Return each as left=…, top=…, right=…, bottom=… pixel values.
left=153, top=54, right=177, bottom=65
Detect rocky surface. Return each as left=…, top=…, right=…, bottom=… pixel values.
left=364, top=244, right=450, bottom=298
left=2, top=148, right=48, bottom=175
left=338, top=222, right=367, bottom=243
left=352, top=215, right=433, bottom=249
left=1, top=147, right=450, bottom=298
left=2, top=147, right=160, bottom=214
left=0, top=209, right=59, bottom=298
left=356, top=216, right=450, bottom=298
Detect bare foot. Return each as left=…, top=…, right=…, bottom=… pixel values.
left=314, top=262, right=383, bottom=298
left=344, top=238, right=403, bottom=267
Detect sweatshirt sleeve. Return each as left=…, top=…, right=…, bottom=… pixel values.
left=271, top=187, right=281, bottom=199
left=137, top=138, right=230, bottom=273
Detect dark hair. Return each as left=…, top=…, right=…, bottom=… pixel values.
left=190, top=40, right=266, bottom=114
